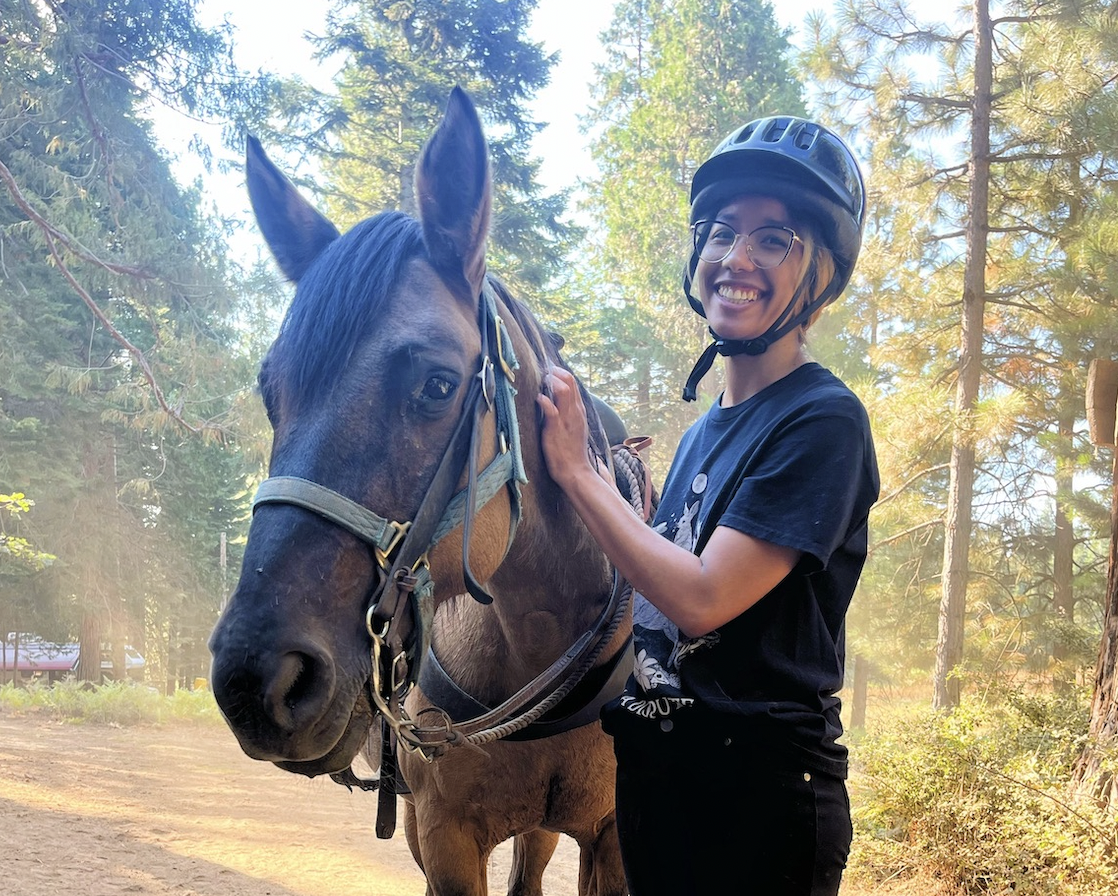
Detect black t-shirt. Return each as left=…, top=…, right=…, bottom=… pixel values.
left=609, top=362, right=879, bottom=777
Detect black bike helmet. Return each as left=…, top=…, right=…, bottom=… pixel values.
left=681, top=116, right=867, bottom=401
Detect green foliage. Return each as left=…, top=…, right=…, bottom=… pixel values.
left=848, top=693, right=1116, bottom=894
left=0, top=0, right=268, bottom=685
left=252, top=0, right=578, bottom=304
left=804, top=0, right=1118, bottom=699
left=0, top=493, right=55, bottom=575
left=0, top=679, right=223, bottom=726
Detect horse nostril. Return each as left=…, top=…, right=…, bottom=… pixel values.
left=264, top=651, right=327, bottom=733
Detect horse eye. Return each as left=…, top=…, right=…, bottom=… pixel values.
left=421, top=375, right=457, bottom=402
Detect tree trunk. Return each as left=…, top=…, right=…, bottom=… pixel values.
left=76, top=611, right=104, bottom=683
left=10, top=631, right=21, bottom=688
left=110, top=636, right=126, bottom=683
left=1072, top=446, right=1118, bottom=814
left=637, top=356, right=651, bottom=431
left=933, top=0, right=992, bottom=712
left=1052, top=407, right=1076, bottom=692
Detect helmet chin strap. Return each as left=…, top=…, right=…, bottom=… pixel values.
left=681, top=285, right=836, bottom=402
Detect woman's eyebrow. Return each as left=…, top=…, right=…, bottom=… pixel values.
left=715, top=211, right=793, bottom=228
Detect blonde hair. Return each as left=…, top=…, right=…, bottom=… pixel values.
left=789, top=227, right=837, bottom=338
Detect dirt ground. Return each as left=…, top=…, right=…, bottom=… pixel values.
left=0, top=712, right=582, bottom=896
left=0, top=711, right=923, bottom=896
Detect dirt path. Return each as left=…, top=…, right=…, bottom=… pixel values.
left=0, top=710, right=918, bottom=895
left=0, top=712, right=583, bottom=896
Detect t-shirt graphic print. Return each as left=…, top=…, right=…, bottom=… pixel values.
left=621, top=471, right=718, bottom=719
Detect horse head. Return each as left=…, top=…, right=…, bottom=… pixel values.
left=208, top=89, right=609, bottom=776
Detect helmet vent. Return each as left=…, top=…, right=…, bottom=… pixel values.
left=794, top=125, right=819, bottom=150
left=761, top=118, right=788, bottom=143
left=735, top=122, right=758, bottom=144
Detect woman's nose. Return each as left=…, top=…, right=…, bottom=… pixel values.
left=724, top=237, right=757, bottom=271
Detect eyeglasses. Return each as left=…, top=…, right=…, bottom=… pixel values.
left=692, top=220, right=802, bottom=268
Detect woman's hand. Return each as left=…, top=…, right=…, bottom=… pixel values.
left=536, top=366, right=595, bottom=489
left=537, top=372, right=799, bottom=638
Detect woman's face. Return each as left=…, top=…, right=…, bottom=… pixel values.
left=694, top=195, right=805, bottom=344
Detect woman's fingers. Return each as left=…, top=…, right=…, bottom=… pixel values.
left=537, top=367, right=592, bottom=485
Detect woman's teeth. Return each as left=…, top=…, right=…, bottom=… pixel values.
left=717, top=285, right=760, bottom=303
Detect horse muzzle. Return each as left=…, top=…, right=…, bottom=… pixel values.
left=208, top=586, right=375, bottom=771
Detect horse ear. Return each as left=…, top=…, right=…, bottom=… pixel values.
left=415, top=87, right=491, bottom=299
left=246, top=135, right=340, bottom=283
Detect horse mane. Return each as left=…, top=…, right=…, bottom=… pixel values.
left=266, top=212, right=614, bottom=459
left=483, top=276, right=555, bottom=372
left=486, top=276, right=614, bottom=460
left=269, top=211, right=425, bottom=404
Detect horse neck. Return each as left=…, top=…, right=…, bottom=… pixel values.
left=430, top=482, right=616, bottom=702
left=496, top=474, right=615, bottom=618
left=430, top=295, right=618, bottom=695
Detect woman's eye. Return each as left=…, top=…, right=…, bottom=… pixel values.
left=709, top=225, right=735, bottom=243
left=421, top=375, right=457, bottom=402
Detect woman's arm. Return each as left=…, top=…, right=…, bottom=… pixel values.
left=538, top=367, right=799, bottom=638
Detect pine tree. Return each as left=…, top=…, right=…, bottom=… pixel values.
left=0, top=0, right=263, bottom=685
left=250, top=0, right=578, bottom=306
left=805, top=0, right=1118, bottom=708
left=579, top=0, right=805, bottom=468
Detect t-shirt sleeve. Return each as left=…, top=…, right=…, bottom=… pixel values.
left=714, top=401, right=873, bottom=566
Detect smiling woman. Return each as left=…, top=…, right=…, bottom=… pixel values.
left=536, top=113, right=878, bottom=896
left=689, top=196, right=810, bottom=355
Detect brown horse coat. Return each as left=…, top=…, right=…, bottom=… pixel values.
left=209, top=89, right=631, bottom=896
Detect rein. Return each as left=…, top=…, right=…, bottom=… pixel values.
left=376, top=440, right=653, bottom=763
left=352, top=440, right=651, bottom=839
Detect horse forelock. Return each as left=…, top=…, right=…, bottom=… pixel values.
left=269, top=211, right=426, bottom=405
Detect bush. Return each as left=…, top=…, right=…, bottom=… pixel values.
left=847, top=690, right=1117, bottom=895
left=0, top=678, right=223, bottom=726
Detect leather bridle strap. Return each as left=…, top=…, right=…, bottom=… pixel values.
left=366, top=360, right=488, bottom=668
left=251, top=281, right=524, bottom=702
left=362, top=282, right=522, bottom=750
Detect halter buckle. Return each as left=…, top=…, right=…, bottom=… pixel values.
left=479, top=356, right=496, bottom=410
left=373, top=520, right=411, bottom=570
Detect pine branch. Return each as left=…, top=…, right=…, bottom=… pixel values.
left=899, top=93, right=972, bottom=110
left=0, top=157, right=220, bottom=440
left=869, top=518, right=943, bottom=554
left=876, top=461, right=953, bottom=510
left=73, top=55, right=124, bottom=222
left=0, top=158, right=153, bottom=280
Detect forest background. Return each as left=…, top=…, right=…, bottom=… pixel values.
left=2, top=0, right=1118, bottom=891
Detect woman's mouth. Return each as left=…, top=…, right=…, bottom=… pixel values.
left=717, top=284, right=761, bottom=304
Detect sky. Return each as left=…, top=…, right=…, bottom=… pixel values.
left=166, top=0, right=831, bottom=219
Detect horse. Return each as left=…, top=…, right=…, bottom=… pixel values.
left=208, top=87, right=640, bottom=896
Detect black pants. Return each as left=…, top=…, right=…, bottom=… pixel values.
left=610, top=717, right=851, bottom=895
